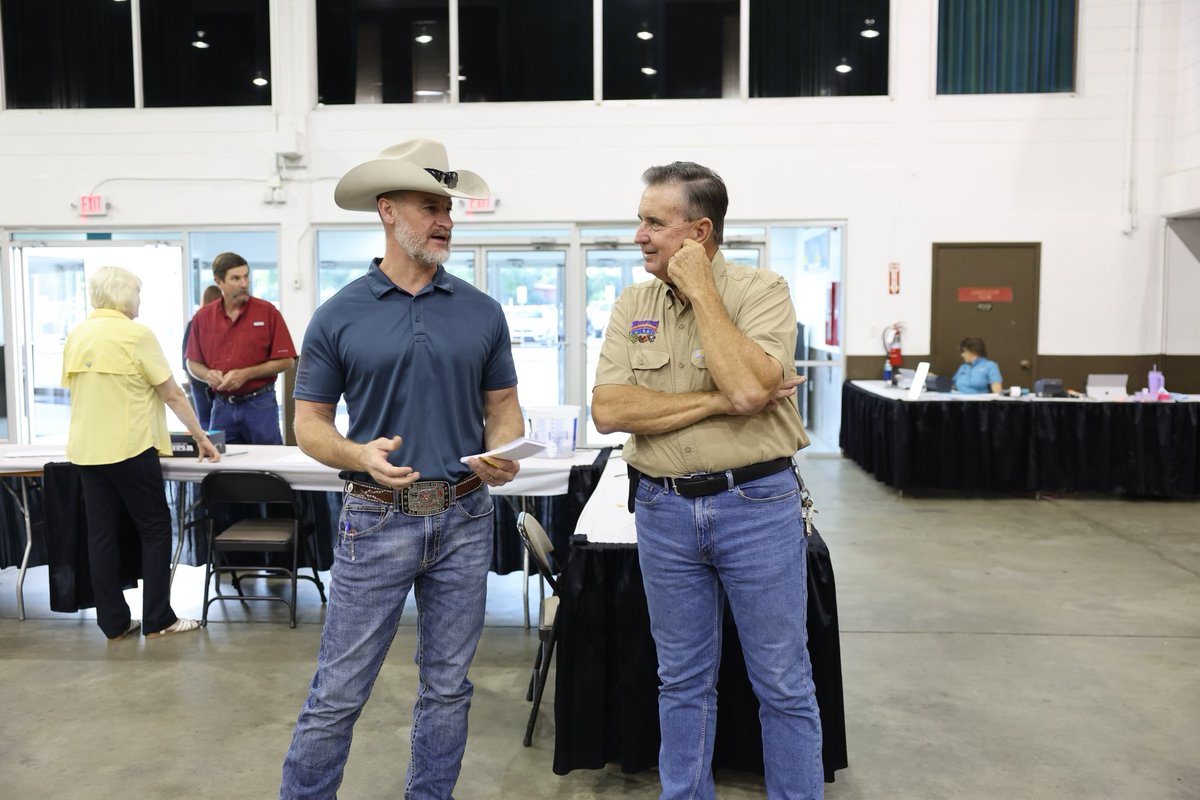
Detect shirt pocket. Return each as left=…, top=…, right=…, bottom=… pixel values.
left=629, top=348, right=671, bottom=385
left=240, top=318, right=274, bottom=360
left=633, top=347, right=672, bottom=374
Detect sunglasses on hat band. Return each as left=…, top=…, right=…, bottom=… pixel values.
left=425, top=168, right=458, bottom=189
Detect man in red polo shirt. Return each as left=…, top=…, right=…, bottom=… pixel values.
left=185, top=252, right=297, bottom=444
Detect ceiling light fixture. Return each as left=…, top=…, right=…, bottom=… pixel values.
left=191, top=30, right=209, bottom=49
left=637, top=30, right=654, bottom=41
left=415, top=33, right=433, bottom=44
left=835, top=59, right=852, bottom=74
left=641, top=66, right=658, bottom=76
left=252, top=74, right=269, bottom=87
left=415, top=89, right=445, bottom=96
left=860, top=19, right=880, bottom=38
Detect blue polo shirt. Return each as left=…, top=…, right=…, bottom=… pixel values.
left=295, top=260, right=517, bottom=483
left=953, top=357, right=1003, bottom=394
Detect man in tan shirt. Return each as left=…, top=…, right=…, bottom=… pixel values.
left=593, top=162, right=823, bottom=800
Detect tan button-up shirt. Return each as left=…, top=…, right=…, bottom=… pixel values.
left=594, top=252, right=810, bottom=478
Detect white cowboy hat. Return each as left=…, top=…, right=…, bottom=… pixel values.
left=334, top=139, right=490, bottom=211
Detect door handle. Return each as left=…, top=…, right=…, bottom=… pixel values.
left=1020, top=359, right=1031, bottom=370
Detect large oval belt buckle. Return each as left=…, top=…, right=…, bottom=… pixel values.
left=401, top=480, right=451, bottom=516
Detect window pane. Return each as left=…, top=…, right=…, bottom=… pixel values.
left=721, top=246, right=761, bottom=267
left=316, top=230, right=383, bottom=303
left=316, top=231, right=476, bottom=301
left=460, top=0, right=591, bottom=102
left=767, top=225, right=843, bottom=451
left=141, top=0, right=272, bottom=107
left=751, top=0, right=889, bottom=97
left=937, top=0, right=1077, bottom=94
left=316, top=0, right=449, bottom=105
left=1, top=0, right=133, bottom=108
left=584, top=248, right=655, bottom=445
left=445, top=251, right=476, bottom=285
left=188, top=231, right=279, bottom=310
left=487, top=250, right=566, bottom=408
left=604, top=0, right=738, bottom=100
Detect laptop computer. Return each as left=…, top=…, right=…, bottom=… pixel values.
left=1085, top=374, right=1128, bottom=400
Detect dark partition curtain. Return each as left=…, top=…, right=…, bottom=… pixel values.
left=937, top=0, right=1077, bottom=94
left=0, top=0, right=134, bottom=109
left=0, top=477, right=47, bottom=569
left=841, top=381, right=1200, bottom=497
left=750, top=0, right=890, bottom=98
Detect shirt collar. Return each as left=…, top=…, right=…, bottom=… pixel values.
left=90, top=308, right=128, bottom=320
left=366, top=259, right=455, bottom=298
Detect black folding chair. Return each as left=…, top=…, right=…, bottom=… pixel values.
left=200, top=470, right=326, bottom=628
left=516, top=511, right=560, bottom=746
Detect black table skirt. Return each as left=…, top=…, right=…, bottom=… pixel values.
left=840, top=381, right=1200, bottom=496
left=553, top=534, right=849, bottom=783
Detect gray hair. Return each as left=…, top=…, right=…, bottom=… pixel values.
left=88, top=266, right=142, bottom=313
left=642, top=161, right=728, bottom=245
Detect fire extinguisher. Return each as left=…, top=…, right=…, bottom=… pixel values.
left=882, top=322, right=904, bottom=368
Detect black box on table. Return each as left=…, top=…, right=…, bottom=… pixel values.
left=169, top=431, right=227, bottom=456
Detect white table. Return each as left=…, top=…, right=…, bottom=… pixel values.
left=0, top=444, right=597, bottom=621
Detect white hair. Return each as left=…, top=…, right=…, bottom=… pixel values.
left=88, top=266, right=142, bottom=313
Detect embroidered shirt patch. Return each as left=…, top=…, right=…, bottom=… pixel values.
left=629, top=319, right=660, bottom=344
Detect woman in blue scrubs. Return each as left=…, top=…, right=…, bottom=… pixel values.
left=953, top=337, right=1003, bottom=394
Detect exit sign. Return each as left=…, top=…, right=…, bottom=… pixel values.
left=459, top=195, right=498, bottom=214
left=79, top=194, right=107, bottom=216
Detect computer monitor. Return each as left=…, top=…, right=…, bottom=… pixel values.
left=907, top=362, right=931, bottom=400
left=1085, top=374, right=1128, bottom=400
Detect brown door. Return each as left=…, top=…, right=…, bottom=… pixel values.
left=931, top=244, right=1039, bottom=388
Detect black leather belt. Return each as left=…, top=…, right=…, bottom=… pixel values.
left=643, top=457, right=794, bottom=499
left=344, top=474, right=483, bottom=516
left=217, top=385, right=273, bottom=405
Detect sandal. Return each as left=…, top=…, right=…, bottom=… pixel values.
left=107, top=620, right=141, bottom=641
left=145, top=618, right=200, bottom=639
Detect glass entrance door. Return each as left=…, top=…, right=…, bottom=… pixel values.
left=584, top=248, right=655, bottom=444
left=14, top=243, right=184, bottom=441
left=486, top=248, right=566, bottom=408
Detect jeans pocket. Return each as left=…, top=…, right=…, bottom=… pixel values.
left=454, top=489, right=495, bottom=521
left=635, top=478, right=664, bottom=507
left=733, top=474, right=798, bottom=503
left=339, top=501, right=391, bottom=542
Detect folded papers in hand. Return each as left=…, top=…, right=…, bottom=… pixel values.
left=459, top=437, right=548, bottom=464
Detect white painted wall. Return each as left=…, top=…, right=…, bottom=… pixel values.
left=1164, top=0, right=1200, bottom=216
left=1164, top=219, right=1200, bottom=352
left=1, top=0, right=1196, bottom=358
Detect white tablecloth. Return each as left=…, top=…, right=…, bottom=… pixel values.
left=573, top=453, right=637, bottom=544
left=0, top=444, right=597, bottom=497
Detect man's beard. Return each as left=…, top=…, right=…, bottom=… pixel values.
left=392, top=220, right=449, bottom=267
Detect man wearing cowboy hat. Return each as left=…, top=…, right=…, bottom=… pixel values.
left=592, top=161, right=823, bottom=799
left=280, top=139, right=524, bottom=800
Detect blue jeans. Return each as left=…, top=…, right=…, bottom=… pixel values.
left=280, top=487, right=495, bottom=800
left=210, top=389, right=283, bottom=445
left=635, top=467, right=823, bottom=800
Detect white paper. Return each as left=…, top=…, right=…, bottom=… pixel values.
left=459, top=436, right=548, bottom=464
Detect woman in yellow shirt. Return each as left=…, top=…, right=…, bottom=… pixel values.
left=62, top=266, right=221, bottom=640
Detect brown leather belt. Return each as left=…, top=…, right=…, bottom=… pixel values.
left=344, top=474, right=483, bottom=516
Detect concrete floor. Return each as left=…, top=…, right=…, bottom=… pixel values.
left=1, top=457, right=1198, bottom=800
